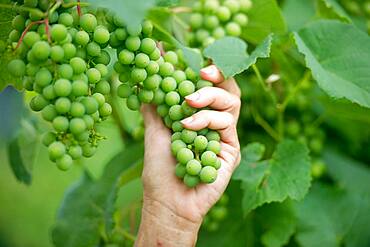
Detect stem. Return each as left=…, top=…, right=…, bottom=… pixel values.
left=251, top=106, right=280, bottom=141
left=0, top=3, right=44, bottom=16
left=252, top=64, right=277, bottom=104
left=77, top=0, right=82, bottom=16
left=16, top=20, right=45, bottom=49
left=281, top=71, right=311, bottom=110
left=62, top=1, right=89, bottom=8
left=116, top=228, right=136, bottom=242
left=173, top=14, right=189, bottom=30
left=49, top=0, right=62, bottom=16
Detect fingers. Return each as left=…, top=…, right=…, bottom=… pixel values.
left=200, top=65, right=241, bottom=97
left=185, top=87, right=240, bottom=118
left=181, top=110, right=239, bottom=147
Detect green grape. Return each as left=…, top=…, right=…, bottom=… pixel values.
left=181, top=101, right=196, bottom=116
left=212, top=27, right=226, bottom=39
left=42, top=85, right=56, bottom=100
left=146, top=61, right=160, bottom=75
left=8, top=59, right=26, bottom=77
left=138, top=89, right=154, bottom=103
left=53, top=116, right=69, bottom=132
left=35, top=68, right=52, bottom=87
left=159, top=62, right=175, bottom=77
left=56, top=154, right=73, bottom=171
left=142, top=20, right=153, bottom=36
left=70, top=57, right=86, bottom=74
left=309, top=138, right=323, bottom=154
left=50, top=45, right=65, bottom=62
left=70, top=102, right=86, bottom=117
left=83, top=115, right=94, bottom=129
left=23, top=32, right=40, bottom=48
left=127, top=23, right=142, bottom=36
left=184, top=174, right=200, bottom=188
left=240, top=0, right=253, bottom=12
left=178, top=80, right=195, bottom=97
left=161, top=77, right=177, bottom=92
left=9, top=30, right=20, bottom=42
left=200, top=166, right=217, bottom=183
left=214, top=158, right=221, bottom=170
left=135, top=53, right=150, bottom=68
left=186, top=159, right=202, bottom=175
left=210, top=206, right=227, bottom=220
left=48, top=141, right=66, bottom=160
left=164, top=115, right=173, bottom=128
left=86, top=68, right=101, bottom=84
left=172, top=121, right=184, bottom=132
left=172, top=70, right=187, bottom=83
left=195, top=29, right=210, bottom=43
left=69, top=118, right=86, bottom=135
left=233, top=13, right=248, bottom=27
left=94, top=26, right=110, bottom=44
left=58, top=13, right=74, bottom=27
left=95, top=64, right=108, bottom=78
left=157, top=104, right=169, bottom=117
left=26, top=63, right=40, bottom=77
left=131, top=68, right=147, bottom=83
left=175, top=163, right=187, bottom=178
left=58, top=64, right=74, bottom=79
left=185, top=67, right=198, bottom=81
left=194, top=135, right=208, bottom=152
left=86, top=42, right=101, bottom=57
left=72, top=80, right=88, bottom=96
left=286, top=121, right=301, bottom=137
left=54, top=79, right=72, bottom=97
left=55, top=97, right=71, bottom=114
left=32, top=41, right=51, bottom=60
left=95, top=80, right=110, bottom=95
left=93, top=93, right=105, bottom=107
left=125, top=36, right=141, bottom=51
left=203, top=37, right=215, bottom=47
left=12, top=15, right=25, bottom=31
left=165, top=91, right=181, bottom=106
left=63, top=43, right=77, bottom=59
left=117, top=84, right=132, bottom=98
left=94, top=50, right=111, bottom=65
left=217, top=6, right=231, bottom=22
left=51, top=24, right=68, bottom=42
left=99, top=103, right=112, bottom=117
left=149, top=48, right=161, bottom=60
left=75, top=131, right=90, bottom=142
left=82, top=144, right=97, bottom=158
left=225, top=22, right=241, bottom=36
left=190, top=13, right=203, bottom=29
left=201, top=151, right=218, bottom=167
left=204, top=15, right=219, bottom=29
left=152, top=88, right=165, bottom=105
left=82, top=97, right=99, bottom=114
left=68, top=145, right=83, bottom=160
left=41, top=105, right=57, bottom=122
left=224, top=0, right=240, bottom=14
left=169, top=105, right=184, bottom=121
left=119, top=49, right=135, bottom=65
left=163, top=51, right=178, bottom=65
left=127, top=95, right=141, bottom=111
left=80, top=13, right=97, bottom=32
left=143, top=74, right=161, bottom=90
left=30, top=95, right=49, bottom=112
left=207, top=140, right=221, bottom=154
left=206, top=130, right=220, bottom=141
left=42, top=132, right=57, bottom=147
left=140, top=38, right=157, bottom=55
left=171, top=132, right=182, bottom=141
left=171, top=140, right=187, bottom=155
left=75, top=30, right=90, bottom=46
left=115, top=28, right=127, bottom=40
left=181, top=129, right=197, bottom=144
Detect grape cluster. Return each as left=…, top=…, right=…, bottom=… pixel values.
left=7, top=2, right=113, bottom=170
left=188, top=0, right=252, bottom=48
left=202, top=194, right=229, bottom=231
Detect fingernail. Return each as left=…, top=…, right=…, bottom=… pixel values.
left=201, top=66, right=215, bottom=76
left=181, top=116, right=194, bottom=125
left=185, top=92, right=200, bottom=101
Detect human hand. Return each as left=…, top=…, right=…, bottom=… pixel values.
left=136, top=65, right=241, bottom=246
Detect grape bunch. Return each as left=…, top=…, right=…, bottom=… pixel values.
left=188, top=0, right=252, bottom=48
left=7, top=2, right=113, bottom=170
left=202, top=194, right=229, bottom=232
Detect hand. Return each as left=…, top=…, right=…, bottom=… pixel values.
left=136, top=65, right=241, bottom=247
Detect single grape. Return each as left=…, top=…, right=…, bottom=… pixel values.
left=99, top=103, right=112, bottom=117
left=224, top=0, right=240, bottom=13
left=149, top=48, right=161, bottom=60
left=152, top=89, right=165, bottom=105
left=72, top=80, right=88, bottom=96
left=233, top=13, right=248, bottom=27
left=199, top=166, right=217, bottom=183
left=23, top=31, right=40, bottom=48
left=131, top=68, right=147, bottom=83
left=206, top=130, right=220, bottom=141
left=146, top=61, right=160, bottom=75
left=135, top=53, right=150, bottom=68
left=207, top=140, right=221, bottom=154
left=54, top=79, right=72, bottom=97
left=190, top=13, right=203, bottom=29
left=56, top=154, right=73, bottom=171
left=163, top=51, right=178, bottom=65
left=53, top=116, right=69, bottom=132
left=87, top=68, right=101, bottom=84
left=82, top=97, right=99, bottom=114
left=125, top=36, right=141, bottom=52
left=75, top=30, right=90, bottom=46
left=165, top=91, right=181, bottom=106
left=58, top=64, right=74, bottom=79
left=95, top=80, right=111, bottom=95
left=55, top=97, right=71, bottom=114
left=177, top=148, right=194, bottom=164
left=117, top=84, right=132, bottom=98
left=30, top=95, right=49, bottom=112
left=69, top=118, right=87, bottom=135
left=217, top=6, right=231, bottom=22
left=58, top=12, right=74, bottom=27
left=138, top=89, right=154, bottom=103
left=157, top=104, right=169, bottom=117
left=159, top=62, right=175, bottom=77
left=181, top=101, right=196, bottom=116
left=82, top=144, right=97, bottom=158
left=8, top=59, right=26, bottom=77
left=171, top=140, right=187, bottom=155
left=42, top=85, right=56, bottom=100
left=212, top=27, right=226, bottom=39
left=94, top=26, right=110, bottom=44
left=50, top=45, right=65, bottom=62
left=204, top=15, right=219, bottom=29
left=41, top=105, right=58, bottom=122
left=194, top=135, right=208, bottom=152
left=142, top=20, right=153, bottom=36
left=12, top=15, right=25, bottom=31
left=186, top=159, right=202, bottom=175
left=181, top=129, right=197, bottom=144
left=161, top=77, right=177, bottom=92
left=184, top=174, right=200, bottom=188
left=51, top=24, right=68, bottom=42
left=70, top=102, right=86, bottom=117
left=140, top=38, right=157, bottom=55
left=80, top=13, right=97, bottom=32
left=175, top=163, right=187, bottom=178
left=48, top=141, right=66, bottom=160
left=70, top=57, right=86, bottom=74
left=127, top=95, right=141, bottom=111
left=35, top=68, right=52, bottom=87
left=32, top=41, right=50, bottom=60
left=201, top=151, right=218, bottom=167
left=86, top=42, right=101, bottom=57
left=68, top=145, right=83, bottom=160
left=225, top=22, right=241, bottom=36
left=42, top=132, right=56, bottom=147
left=172, top=121, right=184, bottom=132
left=119, top=49, right=135, bottom=65
left=210, top=206, right=227, bottom=220
left=178, top=80, right=195, bottom=97
left=169, top=105, right=184, bottom=121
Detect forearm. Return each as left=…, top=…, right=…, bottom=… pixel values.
left=135, top=198, right=201, bottom=247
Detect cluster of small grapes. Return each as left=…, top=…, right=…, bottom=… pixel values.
left=188, top=0, right=252, bottom=48
left=7, top=1, right=113, bottom=170
left=202, top=194, right=229, bottom=232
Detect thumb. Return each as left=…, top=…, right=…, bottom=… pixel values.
left=200, top=65, right=224, bottom=84
left=141, top=104, right=167, bottom=133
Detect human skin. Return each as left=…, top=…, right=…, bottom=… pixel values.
left=135, top=65, right=241, bottom=247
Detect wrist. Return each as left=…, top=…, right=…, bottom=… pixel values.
left=135, top=196, right=202, bottom=247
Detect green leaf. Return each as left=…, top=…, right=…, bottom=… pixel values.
left=241, top=0, right=286, bottom=44
left=282, top=0, right=315, bottom=31
left=155, top=0, right=179, bottom=7
left=52, top=144, right=144, bottom=247
left=294, top=20, right=370, bottom=108
left=316, top=0, right=351, bottom=22
left=204, top=35, right=272, bottom=78
left=7, top=138, right=32, bottom=185
left=233, top=140, right=311, bottom=215
left=87, top=0, right=155, bottom=26
left=256, top=201, right=296, bottom=247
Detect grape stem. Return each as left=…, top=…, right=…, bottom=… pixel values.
left=49, top=0, right=63, bottom=17
left=62, top=1, right=89, bottom=8
left=77, top=0, right=82, bottom=16
left=15, top=19, right=47, bottom=49
left=251, top=106, right=280, bottom=141
left=252, top=64, right=277, bottom=104
left=116, top=228, right=137, bottom=242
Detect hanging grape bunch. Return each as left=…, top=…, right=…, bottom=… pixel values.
left=7, top=1, right=113, bottom=171
left=110, top=13, right=223, bottom=187
left=188, top=0, right=252, bottom=48
left=202, top=194, right=229, bottom=232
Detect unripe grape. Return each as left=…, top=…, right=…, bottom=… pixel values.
left=54, top=79, right=72, bottom=97
left=135, top=53, right=150, bottom=68
left=200, top=166, right=217, bottom=183
left=58, top=64, right=74, bottom=79
left=186, top=159, right=202, bottom=175
left=142, top=20, right=153, bottom=36
left=12, top=15, right=26, bottom=31
left=157, top=104, right=169, bottom=117
left=32, top=41, right=50, bottom=60
left=146, top=61, right=160, bottom=75
left=127, top=23, right=142, bottom=36
left=83, top=115, right=95, bottom=129
left=30, top=95, right=49, bottom=112
left=138, top=89, right=154, bottom=103
left=172, top=121, right=184, bottom=132
left=164, top=51, right=179, bottom=65
left=115, top=28, right=127, bottom=40
left=56, top=154, right=73, bottom=171
left=72, top=80, right=88, bottom=96
left=224, top=0, right=240, bottom=14
left=42, top=132, right=57, bottom=147
left=117, top=84, right=132, bottom=98
left=53, top=116, right=69, bottom=132
left=50, top=45, right=65, bottom=62
left=95, top=80, right=111, bottom=95
left=225, top=22, right=241, bottom=36
left=181, top=129, right=197, bottom=144
left=63, top=43, right=77, bottom=59
left=159, top=62, right=175, bottom=77
left=217, top=6, right=231, bottom=22
left=80, top=14, right=98, bottom=32
left=95, top=64, right=108, bottom=78
left=165, top=91, right=181, bottom=106
left=55, top=97, right=72, bottom=114
left=99, top=103, right=112, bottom=117
left=87, top=68, right=101, bottom=84
left=173, top=70, right=187, bottom=83
left=140, top=38, right=157, bottom=54
left=131, top=68, right=147, bottom=83
left=48, top=141, right=66, bottom=160
left=190, top=13, right=203, bottom=29
left=152, top=89, right=166, bottom=105
left=206, top=130, right=220, bottom=141
left=201, top=151, right=218, bottom=167
left=212, top=27, right=226, bottom=39
left=82, top=97, right=99, bottom=114
left=178, top=80, right=195, bottom=97
left=94, top=26, right=110, bottom=44
left=204, top=15, right=219, bottom=29
left=69, top=118, right=86, bottom=135
left=93, top=93, right=106, bottom=107
left=51, top=24, right=68, bottom=42
left=172, top=132, right=182, bottom=141
left=86, top=42, right=101, bottom=57
left=176, top=148, right=194, bottom=165
left=127, top=95, right=141, bottom=111
left=175, top=163, right=187, bottom=178
left=8, top=59, right=26, bottom=77
left=70, top=57, right=86, bottom=74
left=149, top=48, right=161, bottom=60
left=125, top=36, right=141, bottom=51
left=207, top=140, right=221, bottom=154
left=68, top=145, right=83, bottom=160
left=169, top=105, right=184, bottom=121
left=161, top=77, right=177, bottom=92
left=184, top=174, right=200, bottom=188
left=82, top=144, right=97, bottom=158
left=240, top=0, right=253, bottom=12
left=58, top=13, right=74, bottom=27
left=70, top=102, right=86, bottom=117
left=41, top=105, right=58, bottom=122
left=194, top=135, right=208, bottom=152
left=43, top=85, right=56, bottom=100
left=75, top=31, right=90, bottom=46
left=119, top=49, right=135, bottom=65
left=233, top=13, right=248, bottom=27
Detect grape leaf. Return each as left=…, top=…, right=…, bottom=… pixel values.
left=204, top=35, right=272, bottom=78
left=282, top=0, right=315, bottom=31
left=52, top=144, right=144, bottom=247
left=242, top=0, right=286, bottom=44
left=87, top=0, right=155, bottom=26
left=294, top=20, right=370, bottom=108
left=233, top=140, right=311, bottom=215
left=256, top=201, right=296, bottom=247
left=316, top=0, right=351, bottom=22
